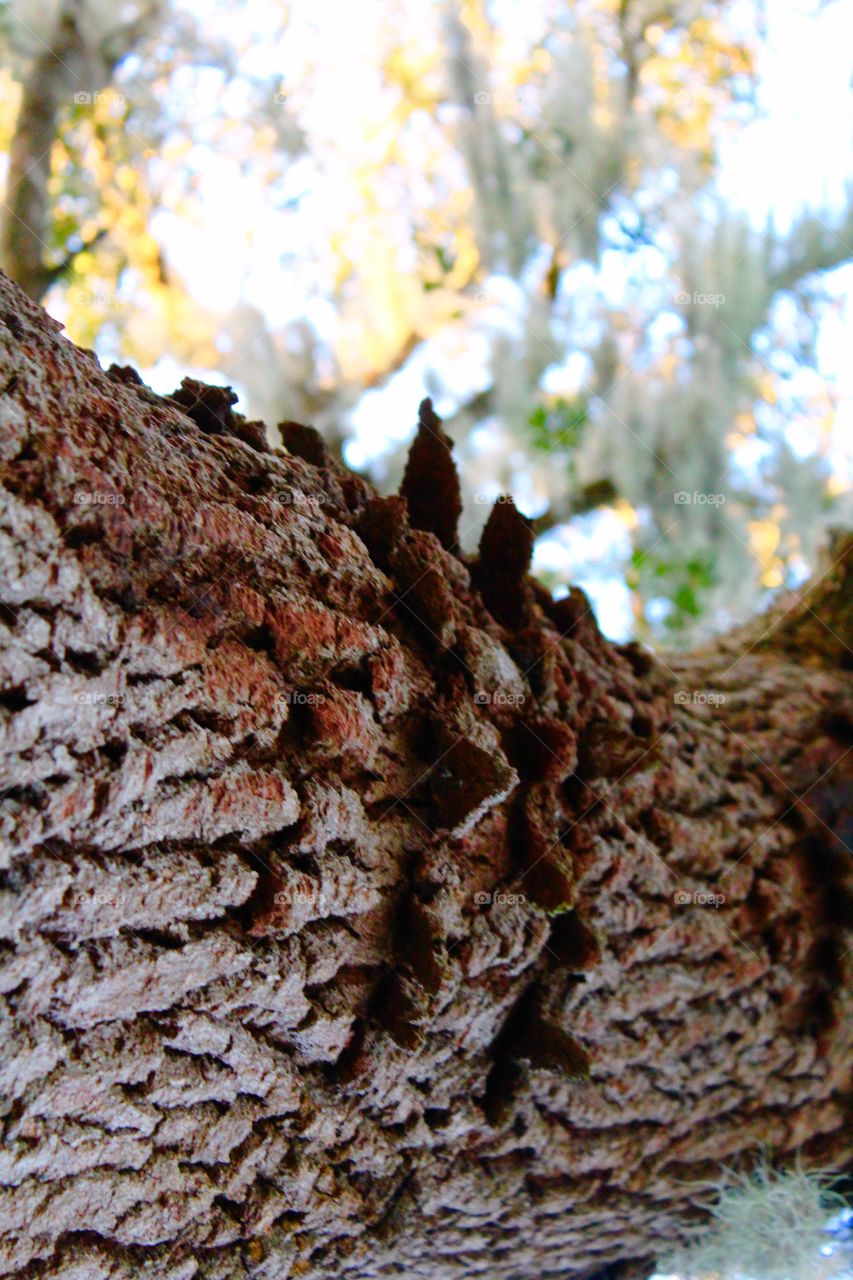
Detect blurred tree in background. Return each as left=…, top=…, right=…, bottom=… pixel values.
left=1, top=0, right=851, bottom=646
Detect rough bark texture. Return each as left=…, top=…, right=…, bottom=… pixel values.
left=0, top=269, right=850, bottom=1280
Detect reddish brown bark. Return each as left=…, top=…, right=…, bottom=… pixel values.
left=0, top=271, right=850, bottom=1279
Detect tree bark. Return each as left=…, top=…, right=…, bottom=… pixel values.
left=0, top=269, right=850, bottom=1279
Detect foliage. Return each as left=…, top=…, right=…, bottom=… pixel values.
left=660, top=1160, right=852, bottom=1280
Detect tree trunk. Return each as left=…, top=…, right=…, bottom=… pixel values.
left=1, top=5, right=96, bottom=301
left=0, top=1, right=147, bottom=302
left=0, top=270, right=850, bottom=1280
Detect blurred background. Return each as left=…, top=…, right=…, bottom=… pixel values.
left=1, top=0, right=851, bottom=648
